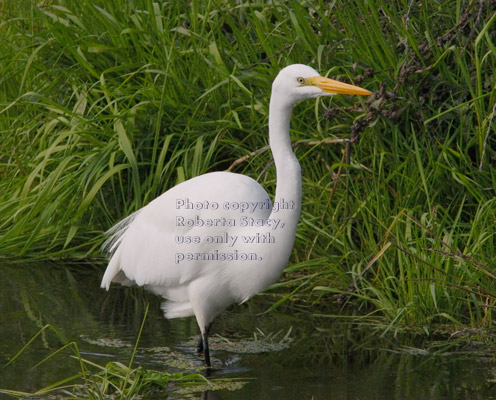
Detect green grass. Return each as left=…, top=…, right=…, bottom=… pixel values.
left=1, top=0, right=495, bottom=330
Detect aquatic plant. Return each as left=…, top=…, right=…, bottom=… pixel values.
left=0, top=308, right=239, bottom=398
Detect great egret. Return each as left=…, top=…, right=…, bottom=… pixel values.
left=101, top=64, right=371, bottom=366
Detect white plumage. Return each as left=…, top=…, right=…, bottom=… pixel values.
left=101, top=64, right=371, bottom=366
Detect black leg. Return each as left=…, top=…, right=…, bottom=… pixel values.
left=197, top=323, right=212, bottom=367
left=203, top=330, right=211, bottom=367
left=197, top=323, right=212, bottom=353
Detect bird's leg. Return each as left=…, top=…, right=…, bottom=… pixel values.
left=197, top=323, right=212, bottom=353
left=203, top=329, right=211, bottom=367
left=197, top=335, right=204, bottom=353
left=197, top=323, right=212, bottom=367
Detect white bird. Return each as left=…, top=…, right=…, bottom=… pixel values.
left=101, top=64, right=371, bottom=366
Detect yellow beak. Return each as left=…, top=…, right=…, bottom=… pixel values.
left=307, top=76, right=372, bottom=96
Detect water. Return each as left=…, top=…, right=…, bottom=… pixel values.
left=0, top=263, right=495, bottom=399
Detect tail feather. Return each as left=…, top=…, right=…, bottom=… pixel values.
left=101, top=248, right=122, bottom=290
left=102, top=210, right=140, bottom=255
left=101, top=211, right=141, bottom=290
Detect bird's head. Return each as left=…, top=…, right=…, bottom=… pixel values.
left=272, top=64, right=371, bottom=104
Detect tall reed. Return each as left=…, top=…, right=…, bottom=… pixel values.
left=1, top=0, right=495, bottom=328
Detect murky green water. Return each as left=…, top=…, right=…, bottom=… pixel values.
left=1, top=263, right=495, bottom=399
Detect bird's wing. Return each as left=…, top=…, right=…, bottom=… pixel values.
left=101, top=171, right=272, bottom=289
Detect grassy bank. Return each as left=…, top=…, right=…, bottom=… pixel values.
left=1, top=0, right=495, bottom=329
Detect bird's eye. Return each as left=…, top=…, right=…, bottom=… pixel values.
left=296, top=77, right=306, bottom=85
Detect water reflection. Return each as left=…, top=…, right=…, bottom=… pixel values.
left=0, top=263, right=495, bottom=399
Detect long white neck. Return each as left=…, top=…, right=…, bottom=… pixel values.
left=266, top=93, right=302, bottom=257
left=230, top=91, right=303, bottom=302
